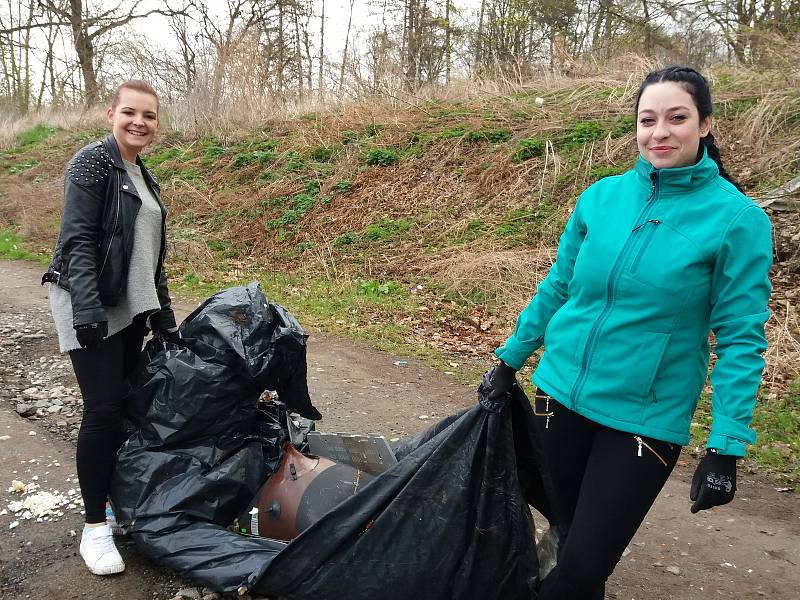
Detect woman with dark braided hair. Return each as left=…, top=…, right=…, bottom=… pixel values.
left=486, top=66, right=772, bottom=598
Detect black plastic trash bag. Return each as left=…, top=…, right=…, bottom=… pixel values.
left=112, top=282, right=558, bottom=598
left=253, top=384, right=558, bottom=600
left=110, top=283, right=320, bottom=591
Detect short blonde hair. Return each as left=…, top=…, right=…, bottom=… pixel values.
left=111, top=80, right=159, bottom=113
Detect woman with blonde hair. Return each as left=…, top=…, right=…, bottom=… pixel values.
left=43, top=80, right=177, bottom=575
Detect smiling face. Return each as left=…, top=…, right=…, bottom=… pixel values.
left=636, top=81, right=711, bottom=170
left=106, top=89, right=159, bottom=162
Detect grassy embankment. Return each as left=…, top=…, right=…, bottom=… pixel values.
left=1, top=68, right=798, bottom=485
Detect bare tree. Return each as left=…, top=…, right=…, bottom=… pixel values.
left=195, top=0, right=258, bottom=111
left=339, top=0, right=355, bottom=92
left=37, top=0, right=190, bottom=105
left=317, top=0, right=324, bottom=99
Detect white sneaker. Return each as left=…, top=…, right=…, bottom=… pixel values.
left=80, top=524, right=125, bottom=575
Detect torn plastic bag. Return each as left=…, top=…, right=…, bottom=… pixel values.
left=250, top=383, right=558, bottom=600
left=110, top=283, right=321, bottom=592
left=112, top=281, right=558, bottom=597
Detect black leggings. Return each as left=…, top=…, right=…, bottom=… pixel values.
left=69, top=315, right=147, bottom=524
left=533, top=389, right=681, bottom=600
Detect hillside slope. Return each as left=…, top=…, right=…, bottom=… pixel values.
left=1, top=70, right=798, bottom=482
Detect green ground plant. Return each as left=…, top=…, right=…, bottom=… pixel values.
left=365, top=148, right=400, bottom=166
left=512, top=138, right=546, bottom=162
left=8, top=160, right=39, bottom=173
left=0, top=228, right=48, bottom=262
left=15, top=124, right=58, bottom=148
left=465, top=128, right=512, bottom=143
left=362, top=218, right=412, bottom=243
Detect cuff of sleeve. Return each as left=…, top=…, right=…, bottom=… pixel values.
left=707, top=414, right=756, bottom=457
left=495, top=341, right=540, bottom=371
left=706, top=436, right=746, bottom=457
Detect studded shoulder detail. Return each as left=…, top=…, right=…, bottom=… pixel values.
left=66, top=141, right=112, bottom=187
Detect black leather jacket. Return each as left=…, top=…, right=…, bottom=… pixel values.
left=42, top=134, right=176, bottom=331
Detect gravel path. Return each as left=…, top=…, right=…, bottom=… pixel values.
left=1, top=259, right=798, bottom=599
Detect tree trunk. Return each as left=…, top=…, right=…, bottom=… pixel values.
left=292, top=2, right=303, bottom=101
left=338, top=0, right=355, bottom=92
left=317, top=0, right=325, bottom=101
left=444, top=0, right=451, bottom=84
left=67, top=0, right=99, bottom=105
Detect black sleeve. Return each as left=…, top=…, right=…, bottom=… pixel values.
left=60, top=143, right=112, bottom=327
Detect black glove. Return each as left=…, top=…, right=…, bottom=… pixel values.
left=690, top=449, right=737, bottom=513
left=486, top=361, right=517, bottom=400
left=74, top=321, right=108, bottom=349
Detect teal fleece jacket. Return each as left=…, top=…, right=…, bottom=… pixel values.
left=496, top=152, right=772, bottom=456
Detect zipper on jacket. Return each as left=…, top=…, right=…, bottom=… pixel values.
left=569, top=172, right=659, bottom=408
left=634, top=435, right=668, bottom=467
left=629, top=219, right=661, bottom=274
left=98, top=171, right=121, bottom=278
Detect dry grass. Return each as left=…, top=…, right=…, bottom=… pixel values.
left=423, top=248, right=555, bottom=311
left=764, top=302, right=800, bottom=391
left=2, top=60, right=798, bottom=395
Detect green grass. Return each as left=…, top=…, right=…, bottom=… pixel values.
left=361, top=218, right=412, bottom=243
left=589, top=164, right=626, bottom=181
left=465, top=128, right=512, bottom=143
left=333, top=180, right=353, bottom=193
left=310, top=146, right=335, bottom=162
left=15, top=123, right=58, bottom=148
left=0, top=228, right=49, bottom=263
left=334, top=231, right=358, bottom=247
left=232, top=149, right=276, bottom=168
left=557, top=121, right=608, bottom=151
left=494, top=201, right=560, bottom=246
left=751, top=383, right=800, bottom=484
left=689, top=383, right=800, bottom=486
left=8, top=159, right=39, bottom=174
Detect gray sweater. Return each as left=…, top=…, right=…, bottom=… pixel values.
left=49, top=159, right=163, bottom=352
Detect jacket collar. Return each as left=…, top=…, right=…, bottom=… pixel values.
left=104, top=133, right=148, bottom=172
left=103, top=133, right=161, bottom=194
left=634, top=147, right=719, bottom=194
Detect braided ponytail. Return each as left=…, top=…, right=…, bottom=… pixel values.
left=634, top=66, right=743, bottom=192
left=700, top=132, right=743, bottom=192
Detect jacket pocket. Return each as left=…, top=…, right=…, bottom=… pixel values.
left=589, top=331, right=671, bottom=420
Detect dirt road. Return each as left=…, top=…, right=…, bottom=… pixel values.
left=0, top=259, right=797, bottom=600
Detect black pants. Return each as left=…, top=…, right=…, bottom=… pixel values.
left=69, top=315, right=147, bottom=524
left=533, top=389, right=681, bottom=600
